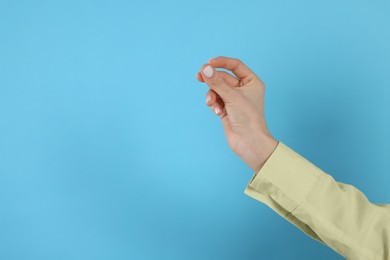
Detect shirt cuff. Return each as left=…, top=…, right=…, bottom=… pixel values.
left=244, top=141, right=322, bottom=214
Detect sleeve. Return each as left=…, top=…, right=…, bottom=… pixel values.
left=244, top=141, right=390, bottom=260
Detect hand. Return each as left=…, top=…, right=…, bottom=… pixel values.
left=196, top=56, right=279, bottom=173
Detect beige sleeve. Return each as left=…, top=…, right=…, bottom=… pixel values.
left=244, top=141, right=390, bottom=259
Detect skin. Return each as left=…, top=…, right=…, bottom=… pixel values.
left=196, top=56, right=279, bottom=173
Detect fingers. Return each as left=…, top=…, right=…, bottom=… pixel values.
left=197, top=71, right=239, bottom=87
left=205, top=89, right=225, bottom=116
left=196, top=72, right=203, bottom=82
left=219, top=71, right=239, bottom=86
left=200, top=64, right=233, bottom=100
left=205, top=88, right=233, bottom=136
left=208, top=56, right=255, bottom=80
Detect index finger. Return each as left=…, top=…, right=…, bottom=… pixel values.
left=208, top=56, right=255, bottom=80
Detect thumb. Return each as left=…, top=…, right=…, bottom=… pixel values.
left=201, top=64, right=233, bottom=102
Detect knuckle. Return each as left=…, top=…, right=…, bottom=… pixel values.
left=232, top=58, right=243, bottom=71
left=214, top=76, right=224, bottom=87
left=256, top=77, right=266, bottom=89
left=208, top=75, right=224, bottom=90
left=232, top=58, right=243, bottom=66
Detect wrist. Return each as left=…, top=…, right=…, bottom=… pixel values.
left=252, top=133, right=279, bottom=173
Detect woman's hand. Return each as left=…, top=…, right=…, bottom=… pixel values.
left=196, top=56, right=279, bottom=173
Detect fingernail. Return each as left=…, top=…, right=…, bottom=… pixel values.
left=206, top=95, right=211, bottom=103
left=203, top=65, right=214, bottom=78
left=214, top=107, right=221, bottom=115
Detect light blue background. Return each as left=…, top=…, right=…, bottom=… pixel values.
left=0, top=0, right=389, bottom=259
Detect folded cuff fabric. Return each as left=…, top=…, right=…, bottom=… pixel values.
left=244, top=141, right=390, bottom=260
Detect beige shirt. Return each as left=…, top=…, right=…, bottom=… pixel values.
left=244, top=141, right=390, bottom=259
